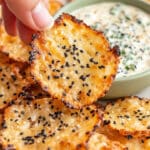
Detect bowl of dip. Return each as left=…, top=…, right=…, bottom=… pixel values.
left=55, top=0, right=150, bottom=99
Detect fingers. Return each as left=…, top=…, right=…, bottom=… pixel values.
left=17, top=20, right=35, bottom=44
left=2, top=0, right=34, bottom=43
left=1, top=0, right=53, bottom=43
left=5, top=0, right=53, bottom=30
left=2, top=1, right=17, bottom=36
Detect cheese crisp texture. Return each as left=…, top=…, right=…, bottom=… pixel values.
left=103, top=97, right=150, bottom=138
left=0, top=98, right=100, bottom=150
left=31, top=13, right=119, bottom=108
left=0, top=52, right=29, bottom=109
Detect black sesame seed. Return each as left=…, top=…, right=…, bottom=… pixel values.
left=53, top=76, right=59, bottom=79
left=64, top=53, right=68, bottom=57
left=22, top=136, right=34, bottom=145
left=86, top=64, right=90, bottom=68
left=20, top=132, right=24, bottom=135
left=80, top=65, right=84, bottom=68
left=98, top=65, right=105, bottom=69
left=76, top=52, right=79, bottom=56
left=3, top=101, right=7, bottom=104
left=85, top=116, right=89, bottom=120
left=62, top=45, right=66, bottom=49
left=48, top=52, right=51, bottom=56
left=65, top=62, right=70, bottom=67
left=60, top=73, right=64, bottom=77
left=72, top=129, right=76, bottom=132
left=1, top=121, right=7, bottom=129
left=77, top=59, right=80, bottom=64
left=47, top=76, right=51, bottom=80
left=63, top=23, right=66, bottom=26
left=73, top=56, right=76, bottom=60
left=147, top=125, right=150, bottom=129
left=66, top=76, right=70, bottom=80
left=80, top=50, right=84, bottom=53
left=72, top=44, right=78, bottom=51
left=75, top=70, right=78, bottom=74
left=126, top=135, right=133, bottom=140
left=103, top=76, right=107, bottom=79
left=51, top=60, right=55, bottom=64
left=60, top=65, right=64, bottom=68
left=113, top=121, right=116, bottom=124
left=103, top=120, right=110, bottom=125
left=62, top=92, right=66, bottom=96
left=87, top=89, right=91, bottom=96
left=78, top=91, right=82, bottom=95
left=28, top=50, right=38, bottom=62
left=89, top=58, right=94, bottom=63
left=124, top=115, right=130, bottom=119
left=48, top=64, right=52, bottom=68
left=79, top=75, right=86, bottom=81
left=0, top=94, right=3, bottom=97
left=11, top=75, right=17, bottom=81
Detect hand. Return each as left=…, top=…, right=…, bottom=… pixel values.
left=1, top=0, right=54, bottom=43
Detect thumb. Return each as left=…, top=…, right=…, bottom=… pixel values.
left=5, top=0, right=53, bottom=30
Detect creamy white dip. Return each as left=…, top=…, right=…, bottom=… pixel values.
left=72, top=2, right=150, bottom=78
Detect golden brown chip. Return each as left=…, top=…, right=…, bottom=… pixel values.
left=97, top=126, right=150, bottom=150
left=103, top=96, right=150, bottom=138
left=0, top=20, right=32, bottom=62
left=0, top=52, right=29, bottom=109
left=0, top=97, right=101, bottom=150
left=87, top=132, right=126, bottom=150
left=30, top=13, right=119, bottom=108
left=49, top=0, right=63, bottom=16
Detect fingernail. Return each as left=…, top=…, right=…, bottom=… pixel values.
left=32, top=2, right=53, bottom=29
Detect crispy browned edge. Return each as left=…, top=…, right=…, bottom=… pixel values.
left=0, top=101, right=102, bottom=150
left=0, top=51, right=34, bottom=111
left=29, top=13, right=120, bottom=109
left=103, top=96, right=150, bottom=138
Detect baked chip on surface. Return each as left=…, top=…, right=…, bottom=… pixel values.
left=30, top=13, right=119, bottom=108
left=0, top=52, right=29, bottom=109
left=103, top=96, right=150, bottom=138
left=0, top=97, right=101, bottom=150
left=97, top=126, right=150, bottom=150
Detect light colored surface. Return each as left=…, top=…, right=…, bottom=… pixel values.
left=138, top=0, right=150, bottom=100
left=136, top=86, right=150, bottom=98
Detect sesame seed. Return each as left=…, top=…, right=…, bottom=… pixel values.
left=47, top=76, right=50, bottom=80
